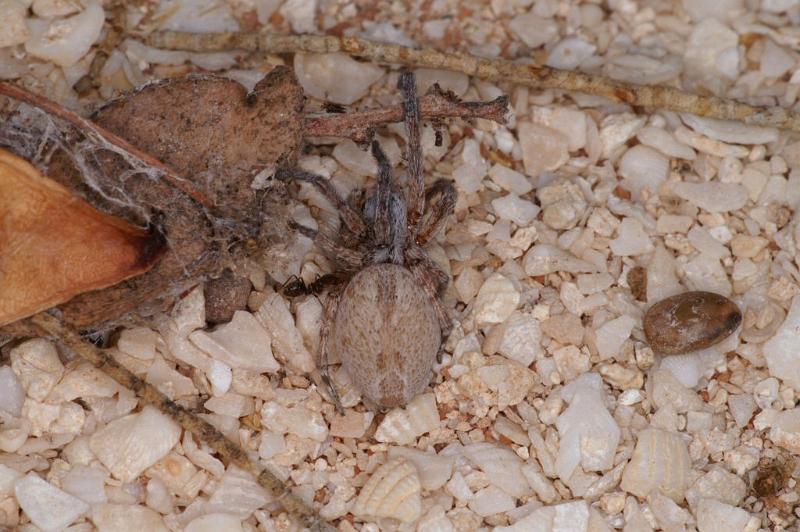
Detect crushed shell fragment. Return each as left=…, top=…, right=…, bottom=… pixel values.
left=352, top=457, right=422, bottom=523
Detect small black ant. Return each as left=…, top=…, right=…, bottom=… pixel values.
left=280, top=273, right=347, bottom=297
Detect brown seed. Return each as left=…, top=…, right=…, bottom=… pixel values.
left=643, top=291, right=742, bottom=355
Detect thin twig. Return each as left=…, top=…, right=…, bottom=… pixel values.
left=306, top=85, right=507, bottom=143
left=29, top=313, right=334, bottom=532
left=145, top=30, right=800, bottom=132
left=0, top=81, right=213, bottom=208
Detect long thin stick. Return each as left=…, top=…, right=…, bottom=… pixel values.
left=145, top=31, right=800, bottom=132
left=29, top=313, right=334, bottom=531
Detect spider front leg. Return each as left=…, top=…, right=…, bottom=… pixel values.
left=276, top=168, right=366, bottom=237
left=416, top=178, right=456, bottom=246
left=398, top=71, right=426, bottom=234
left=366, top=141, right=408, bottom=265
left=289, top=221, right=364, bottom=272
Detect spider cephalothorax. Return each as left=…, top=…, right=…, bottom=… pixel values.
left=278, top=71, right=456, bottom=410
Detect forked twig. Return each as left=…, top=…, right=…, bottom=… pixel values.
left=29, top=313, right=334, bottom=531
left=145, top=30, right=800, bottom=132
left=306, top=85, right=507, bottom=143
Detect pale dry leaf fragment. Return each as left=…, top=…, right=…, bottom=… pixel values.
left=352, top=457, right=422, bottom=523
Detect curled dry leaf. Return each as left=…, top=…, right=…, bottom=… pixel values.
left=0, top=148, right=164, bottom=327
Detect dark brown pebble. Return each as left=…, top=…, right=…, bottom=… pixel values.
left=204, top=269, right=252, bottom=324
left=643, top=291, right=742, bottom=355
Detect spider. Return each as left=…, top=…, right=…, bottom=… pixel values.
left=277, top=71, right=456, bottom=411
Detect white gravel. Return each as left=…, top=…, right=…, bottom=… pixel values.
left=2, top=0, right=800, bottom=530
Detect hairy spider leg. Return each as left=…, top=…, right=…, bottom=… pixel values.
left=276, top=168, right=366, bottom=237
left=366, top=141, right=408, bottom=265
left=319, top=291, right=345, bottom=414
left=416, top=178, right=456, bottom=246
left=407, top=258, right=452, bottom=363
left=398, top=70, right=425, bottom=234
left=288, top=221, right=364, bottom=272
left=368, top=140, right=394, bottom=247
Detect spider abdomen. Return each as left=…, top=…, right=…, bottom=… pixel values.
left=330, top=263, right=441, bottom=409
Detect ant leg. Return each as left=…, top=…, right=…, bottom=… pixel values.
left=276, top=169, right=366, bottom=237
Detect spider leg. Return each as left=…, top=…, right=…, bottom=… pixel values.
left=408, top=252, right=452, bottom=363
left=370, top=140, right=393, bottom=247
left=406, top=244, right=450, bottom=294
left=370, top=141, right=408, bottom=264
left=398, top=70, right=425, bottom=233
left=319, top=292, right=345, bottom=415
left=415, top=178, right=456, bottom=246
left=276, top=169, right=366, bottom=237
left=289, top=221, right=363, bottom=272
